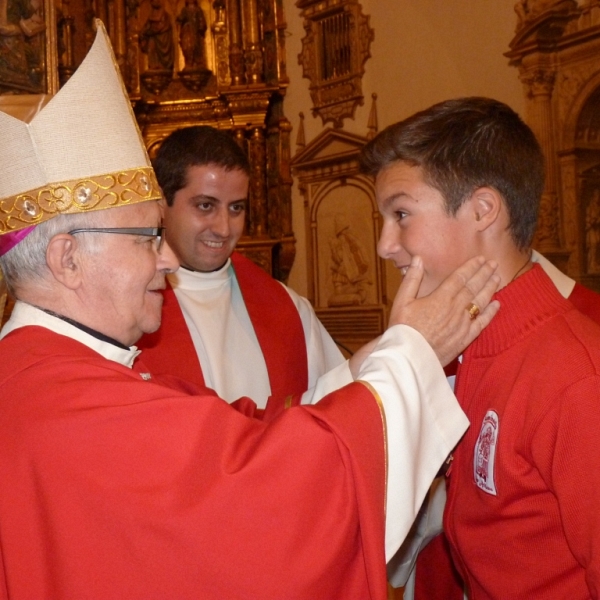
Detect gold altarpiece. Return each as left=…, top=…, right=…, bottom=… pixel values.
left=0, top=0, right=294, bottom=285
left=507, top=0, right=600, bottom=292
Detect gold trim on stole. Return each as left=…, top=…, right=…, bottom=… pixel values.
left=357, top=380, right=388, bottom=516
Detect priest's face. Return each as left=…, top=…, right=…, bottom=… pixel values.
left=79, top=202, right=178, bottom=346
left=164, top=164, right=248, bottom=272
left=376, top=161, right=475, bottom=298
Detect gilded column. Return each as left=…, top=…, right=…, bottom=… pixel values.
left=227, top=0, right=245, bottom=85
left=276, top=117, right=295, bottom=283
left=57, top=0, right=76, bottom=85
left=242, top=0, right=264, bottom=84
left=212, top=0, right=231, bottom=86
left=278, top=118, right=293, bottom=237
left=95, top=0, right=109, bottom=30
left=112, top=0, right=127, bottom=70
left=248, top=127, right=268, bottom=237
left=522, top=68, right=561, bottom=251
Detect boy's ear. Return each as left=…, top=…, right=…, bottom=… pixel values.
left=468, top=187, right=503, bottom=231
left=45, top=234, right=83, bottom=290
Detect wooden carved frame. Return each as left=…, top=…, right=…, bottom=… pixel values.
left=296, top=0, right=374, bottom=128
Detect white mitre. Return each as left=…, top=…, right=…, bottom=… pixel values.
left=0, top=20, right=160, bottom=255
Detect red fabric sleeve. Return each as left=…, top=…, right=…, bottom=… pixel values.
left=569, top=283, right=600, bottom=325
left=0, top=328, right=388, bottom=599
left=531, top=375, right=600, bottom=598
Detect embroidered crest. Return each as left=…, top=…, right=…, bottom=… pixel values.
left=473, top=410, right=499, bottom=495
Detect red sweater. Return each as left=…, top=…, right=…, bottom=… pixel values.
left=414, top=276, right=600, bottom=600
left=444, top=266, right=600, bottom=599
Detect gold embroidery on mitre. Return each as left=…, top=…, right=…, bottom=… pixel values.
left=0, top=167, right=161, bottom=235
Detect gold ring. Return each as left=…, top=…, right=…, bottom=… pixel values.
left=467, top=303, right=480, bottom=320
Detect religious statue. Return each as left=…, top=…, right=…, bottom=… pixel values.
left=139, top=0, right=174, bottom=71
left=328, top=215, right=371, bottom=307
left=213, top=0, right=225, bottom=25
left=586, top=190, right=600, bottom=274
left=0, top=0, right=46, bottom=93
left=177, top=0, right=207, bottom=70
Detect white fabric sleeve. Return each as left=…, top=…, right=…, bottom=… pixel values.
left=300, top=361, right=354, bottom=405
left=356, top=324, right=469, bottom=562
left=387, top=476, right=447, bottom=589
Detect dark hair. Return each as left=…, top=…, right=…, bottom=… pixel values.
left=360, top=97, right=545, bottom=249
left=153, top=126, right=251, bottom=206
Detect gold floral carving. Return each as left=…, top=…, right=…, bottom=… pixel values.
left=0, top=167, right=160, bottom=234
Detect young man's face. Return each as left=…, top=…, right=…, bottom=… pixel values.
left=376, top=161, right=475, bottom=298
left=163, top=164, right=248, bottom=272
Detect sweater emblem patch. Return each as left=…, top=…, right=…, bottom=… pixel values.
left=473, top=410, right=499, bottom=496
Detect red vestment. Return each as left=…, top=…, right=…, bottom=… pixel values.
left=0, top=326, right=387, bottom=599
left=444, top=267, right=600, bottom=598
left=138, top=252, right=309, bottom=405
left=414, top=277, right=600, bottom=600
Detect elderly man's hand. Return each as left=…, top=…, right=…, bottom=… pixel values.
left=390, top=255, right=500, bottom=366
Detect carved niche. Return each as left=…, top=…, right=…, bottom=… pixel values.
left=296, top=0, right=374, bottom=128
left=292, top=128, right=386, bottom=354
left=0, top=0, right=59, bottom=95
left=506, top=0, right=600, bottom=291
left=0, top=0, right=295, bottom=282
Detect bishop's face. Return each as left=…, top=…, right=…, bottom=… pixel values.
left=163, top=164, right=248, bottom=272
left=78, top=201, right=179, bottom=346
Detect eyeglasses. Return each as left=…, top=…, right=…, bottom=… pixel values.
left=68, top=227, right=166, bottom=251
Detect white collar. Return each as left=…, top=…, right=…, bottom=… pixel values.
left=531, top=249, right=575, bottom=299
left=0, top=301, right=141, bottom=368
left=168, top=257, right=232, bottom=291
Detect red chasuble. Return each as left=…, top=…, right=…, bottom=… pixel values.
left=139, top=252, right=309, bottom=406
left=0, top=326, right=387, bottom=599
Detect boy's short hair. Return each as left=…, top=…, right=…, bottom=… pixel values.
left=360, top=97, right=545, bottom=249
left=153, top=126, right=251, bottom=206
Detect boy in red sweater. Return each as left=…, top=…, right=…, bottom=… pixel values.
left=361, top=97, right=600, bottom=599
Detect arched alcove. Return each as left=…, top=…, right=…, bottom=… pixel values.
left=311, top=179, right=380, bottom=309
left=292, top=128, right=386, bottom=353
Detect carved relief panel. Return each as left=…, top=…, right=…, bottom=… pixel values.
left=507, top=0, right=600, bottom=291
left=292, top=129, right=386, bottom=353
left=0, top=0, right=59, bottom=95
